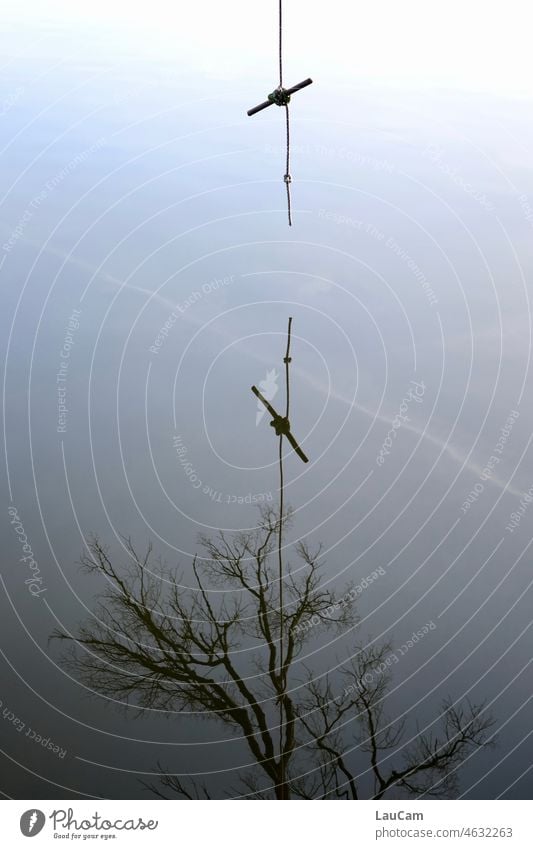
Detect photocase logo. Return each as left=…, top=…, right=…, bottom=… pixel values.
left=256, top=368, right=279, bottom=425
left=20, top=809, right=46, bottom=837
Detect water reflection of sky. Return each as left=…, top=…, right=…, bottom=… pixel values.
left=1, top=1, right=533, bottom=799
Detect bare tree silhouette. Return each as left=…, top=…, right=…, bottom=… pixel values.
left=52, top=506, right=495, bottom=799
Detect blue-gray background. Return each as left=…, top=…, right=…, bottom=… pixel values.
left=1, top=0, right=532, bottom=799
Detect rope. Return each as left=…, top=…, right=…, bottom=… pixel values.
left=277, top=316, right=292, bottom=799
left=278, top=0, right=292, bottom=226
left=278, top=0, right=283, bottom=88
left=284, top=106, right=292, bottom=226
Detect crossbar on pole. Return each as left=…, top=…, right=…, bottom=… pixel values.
left=247, top=78, right=313, bottom=116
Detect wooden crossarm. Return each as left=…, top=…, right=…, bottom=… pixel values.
left=251, top=386, right=309, bottom=464
left=247, top=78, right=313, bottom=116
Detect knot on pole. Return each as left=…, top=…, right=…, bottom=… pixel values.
left=270, top=415, right=291, bottom=437
left=283, top=174, right=292, bottom=184
left=268, top=87, right=291, bottom=106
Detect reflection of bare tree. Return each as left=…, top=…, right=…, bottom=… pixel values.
left=53, top=507, right=495, bottom=799
left=299, top=647, right=494, bottom=799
